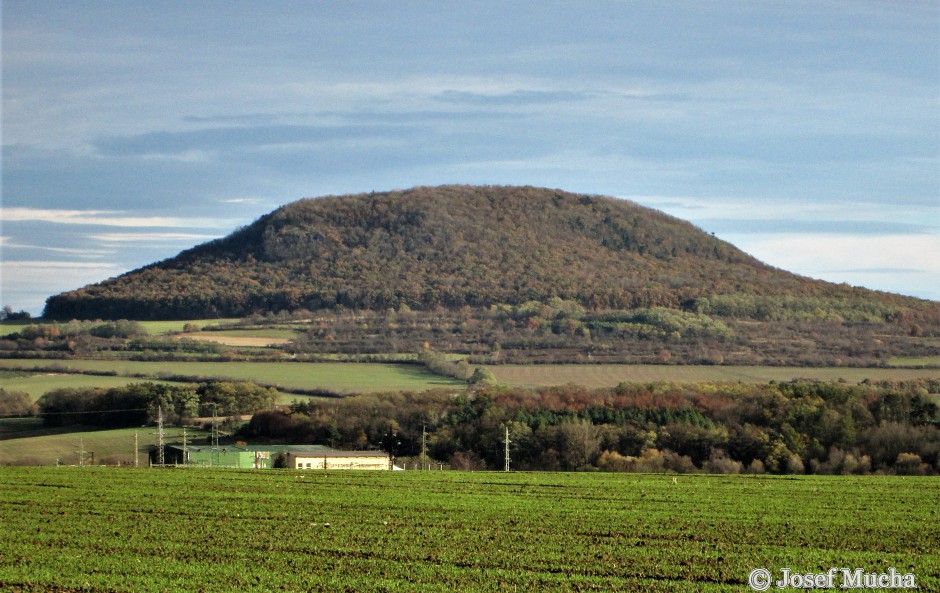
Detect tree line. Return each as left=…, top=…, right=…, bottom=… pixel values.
left=31, top=381, right=278, bottom=428
left=240, top=380, right=940, bottom=475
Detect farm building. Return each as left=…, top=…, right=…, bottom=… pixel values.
left=288, top=450, right=391, bottom=471
left=158, top=444, right=389, bottom=470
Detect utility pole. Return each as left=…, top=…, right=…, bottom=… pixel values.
left=421, top=424, right=428, bottom=470
left=182, top=426, right=188, bottom=465
left=504, top=426, right=511, bottom=472
left=134, top=431, right=139, bottom=468
left=211, top=404, right=219, bottom=466
left=156, top=406, right=165, bottom=466
left=76, top=438, right=85, bottom=467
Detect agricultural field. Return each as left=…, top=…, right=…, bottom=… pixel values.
left=0, top=371, right=181, bottom=399
left=136, top=319, right=241, bottom=335
left=888, top=356, right=940, bottom=368
left=487, top=363, right=940, bottom=388
left=176, top=331, right=294, bottom=347
left=0, top=468, right=936, bottom=592
left=0, top=359, right=466, bottom=395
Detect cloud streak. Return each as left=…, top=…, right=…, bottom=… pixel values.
left=0, top=208, right=238, bottom=229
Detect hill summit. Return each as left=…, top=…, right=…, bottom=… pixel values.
left=44, top=185, right=927, bottom=320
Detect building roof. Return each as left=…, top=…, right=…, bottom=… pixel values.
left=288, top=450, right=389, bottom=458
left=167, top=444, right=385, bottom=457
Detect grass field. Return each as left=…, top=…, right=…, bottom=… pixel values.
left=487, top=364, right=940, bottom=388
left=0, top=468, right=936, bottom=592
left=0, top=426, right=206, bottom=466
left=136, top=319, right=241, bottom=335
left=0, top=359, right=466, bottom=394
left=888, top=356, right=940, bottom=368
left=0, top=372, right=183, bottom=399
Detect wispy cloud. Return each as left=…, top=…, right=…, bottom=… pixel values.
left=216, top=197, right=266, bottom=205
left=1, top=238, right=115, bottom=257
left=0, top=208, right=236, bottom=229
left=88, top=232, right=220, bottom=243
left=92, top=124, right=419, bottom=158
left=434, top=89, right=591, bottom=106
left=2, top=261, right=123, bottom=270
left=692, top=219, right=932, bottom=236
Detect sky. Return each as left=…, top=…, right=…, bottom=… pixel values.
left=2, top=1, right=938, bottom=316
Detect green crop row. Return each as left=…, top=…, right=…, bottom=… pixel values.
left=0, top=468, right=936, bottom=592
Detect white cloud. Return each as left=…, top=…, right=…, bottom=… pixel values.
left=728, top=233, right=940, bottom=301
left=1, top=240, right=115, bottom=257
left=0, top=208, right=237, bottom=229
left=1, top=260, right=127, bottom=314
left=88, top=232, right=220, bottom=243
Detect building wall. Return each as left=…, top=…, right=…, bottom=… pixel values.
left=289, top=454, right=390, bottom=471
left=187, top=450, right=256, bottom=468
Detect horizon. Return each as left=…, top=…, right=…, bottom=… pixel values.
left=3, top=1, right=938, bottom=315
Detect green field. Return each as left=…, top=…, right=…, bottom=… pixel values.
left=888, top=356, right=940, bottom=368
left=0, top=426, right=205, bottom=466
left=0, top=359, right=466, bottom=394
left=0, top=468, right=936, bottom=592
left=0, top=372, right=184, bottom=399
left=487, top=363, right=940, bottom=387
left=136, top=319, right=241, bottom=335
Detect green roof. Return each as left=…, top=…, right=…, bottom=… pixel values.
left=168, top=444, right=336, bottom=454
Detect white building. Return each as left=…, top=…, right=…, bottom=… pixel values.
left=287, top=450, right=390, bottom=470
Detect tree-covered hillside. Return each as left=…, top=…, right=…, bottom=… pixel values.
left=43, top=186, right=936, bottom=322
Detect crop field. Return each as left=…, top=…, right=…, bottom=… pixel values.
left=136, top=319, right=241, bottom=335
left=487, top=363, right=940, bottom=388
left=177, top=332, right=293, bottom=347
left=888, top=356, right=940, bottom=368
left=0, top=468, right=936, bottom=592
left=0, top=372, right=183, bottom=399
left=0, top=359, right=466, bottom=394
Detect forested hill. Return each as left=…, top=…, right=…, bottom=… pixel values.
left=44, top=185, right=934, bottom=320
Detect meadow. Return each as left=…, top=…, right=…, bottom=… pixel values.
left=485, top=363, right=940, bottom=387
left=0, top=468, right=936, bottom=592
left=0, top=372, right=180, bottom=399
left=0, top=359, right=466, bottom=396
left=0, top=426, right=205, bottom=467
left=5, top=359, right=939, bottom=404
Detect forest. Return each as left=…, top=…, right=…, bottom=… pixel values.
left=21, top=381, right=278, bottom=428
left=241, top=379, right=940, bottom=475
left=42, top=186, right=939, bottom=324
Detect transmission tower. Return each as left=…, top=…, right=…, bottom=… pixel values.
left=211, top=404, right=219, bottom=466
left=76, top=437, right=85, bottom=467
left=503, top=426, right=511, bottom=472
left=421, top=424, right=428, bottom=470
left=156, top=406, right=165, bottom=466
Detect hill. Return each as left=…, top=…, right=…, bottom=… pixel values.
left=42, top=185, right=935, bottom=321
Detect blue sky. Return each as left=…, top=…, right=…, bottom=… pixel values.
left=2, top=1, right=938, bottom=315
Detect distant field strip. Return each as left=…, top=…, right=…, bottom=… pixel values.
left=487, top=364, right=940, bottom=387
left=137, top=319, right=240, bottom=335
left=0, top=359, right=465, bottom=393
left=0, top=373, right=180, bottom=399
left=176, top=333, right=292, bottom=347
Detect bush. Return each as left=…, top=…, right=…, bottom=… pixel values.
left=0, top=389, right=36, bottom=417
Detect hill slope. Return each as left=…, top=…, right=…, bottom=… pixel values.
left=44, top=185, right=932, bottom=320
